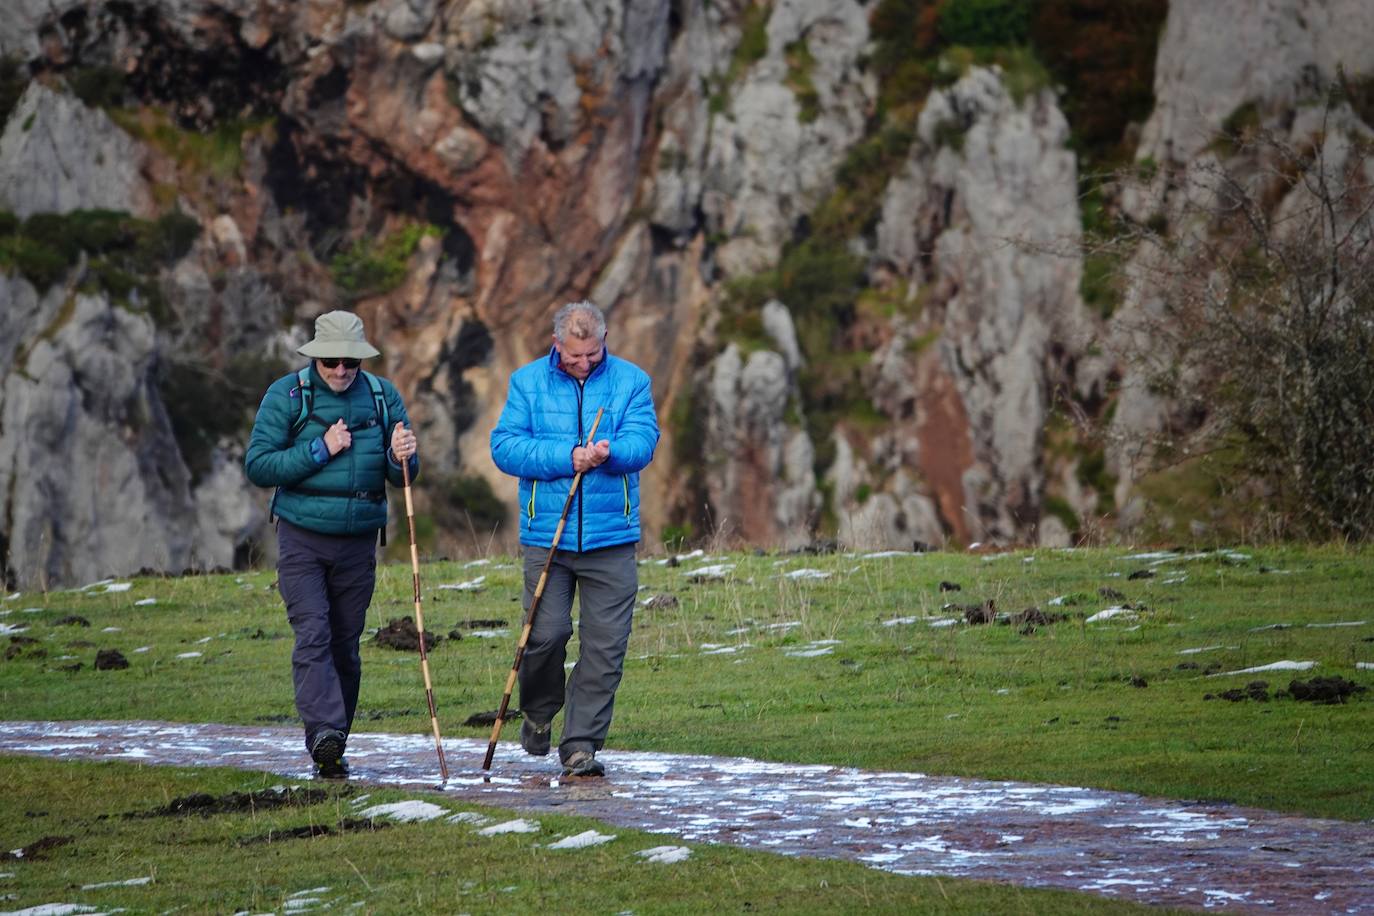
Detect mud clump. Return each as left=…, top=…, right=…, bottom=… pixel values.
left=129, top=786, right=342, bottom=818
left=938, top=581, right=962, bottom=593
left=1, top=835, right=73, bottom=860
left=5, top=636, right=45, bottom=660
left=463, top=709, right=520, bottom=727
left=1208, top=680, right=1270, bottom=702
left=640, top=594, right=679, bottom=610
left=1099, top=586, right=1126, bottom=601
left=1287, top=676, right=1367, bottom=704
left=1127, top=569, right=1155, bottom=580
left=54, top=614, right=91, bottom=627
left=95, top=648, right=129, bottom=670
left=960, top=601, right=998, bottom=625
left=457, top=618, right=509, bottom=629
left=1009, top=606, right=1066, bottom=634
left=373, top=617, right=439, bottom=652
left=238, top=818, right=388, bottom=845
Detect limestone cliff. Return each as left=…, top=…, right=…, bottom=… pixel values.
left=0, top=0, right=1370, bottom=586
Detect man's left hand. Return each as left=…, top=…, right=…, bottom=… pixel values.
left=572, top=439, right=610, bottom=473
left=391, top=422, right=417, bottom=460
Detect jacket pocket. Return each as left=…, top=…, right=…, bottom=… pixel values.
left=525, top=480, right=538, bottom=524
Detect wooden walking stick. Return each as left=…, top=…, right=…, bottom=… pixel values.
left=401, top=450, right=449, bottom=782
left=482, top=407, right=605, bottom=773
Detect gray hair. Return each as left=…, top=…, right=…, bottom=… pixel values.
left=553, top=300, right=606, bottom=342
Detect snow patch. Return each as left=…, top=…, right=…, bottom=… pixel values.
left=81, top=876, right=152, bottom=889
left=438, top=576, right=486, bottom=592
left=359, top=801, right=447, bottom=822
left=785, top=641, right=838, bottom=658
left=684, top=564, right=735, bottom=580
left=782, top=568, right=830, bottom=580
left=1086, top=607, right=1136, bottom=623
left=1209, top=661, right=1317, bottom=677
left=637, top=845, right=691, bottom=864
left=478, top=819, right=540, bottom=835
left=547, top=830, right=616, bottom=849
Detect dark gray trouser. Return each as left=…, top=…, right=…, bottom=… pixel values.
left=276, top=519, right=377, bottom=754
left=518, top=542, right=637, bottom=762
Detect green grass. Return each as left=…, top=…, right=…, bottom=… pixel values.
left=0, top=756, right=1158, bottom=914
left=1, top=546, right=1371, bottom=911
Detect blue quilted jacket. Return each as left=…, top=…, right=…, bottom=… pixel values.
left=244, top=364, right=417, bottom=537
left=490, top=347, right=659, bottom=551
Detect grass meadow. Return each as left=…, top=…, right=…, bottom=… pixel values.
left=1, top=543, right=1371, bottom=912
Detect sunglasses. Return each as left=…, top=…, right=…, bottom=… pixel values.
left=319, top=357, right=361, bottom=369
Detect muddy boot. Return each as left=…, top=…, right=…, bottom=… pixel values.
left=520, top=717, right=552, bottom=756
left=561, top=750, right=605, bottom=778
left=311, top=728, right=348, bottom=779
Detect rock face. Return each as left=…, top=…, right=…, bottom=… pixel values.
left=0, top=0, right=1369, bottom=585
left=0, top=290, right=196, bottom=587
left=0, top=83, right=153, bottom=218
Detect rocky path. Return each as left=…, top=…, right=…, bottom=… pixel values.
left=2, top=720, right=1371, bottom=913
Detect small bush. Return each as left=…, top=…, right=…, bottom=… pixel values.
left=331, top=224, right=440, bottom=298
left=0, top=56, right=26, bottom=128
left=66, top=65, right=126, bottom=109
left=784, top=39, right=820, bottom=123
left=939, top=0, right=1032, bottom=48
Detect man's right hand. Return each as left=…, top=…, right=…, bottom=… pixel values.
left=324, top=418, right=352, bottom=456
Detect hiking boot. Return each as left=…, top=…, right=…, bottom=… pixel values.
left=561, top=750, right=605, bottom=778
left=314, top=755, right=350, bottom=780
left=520, top=717, right=552, bottom=756
left=311, top=728, right=348, bottom=779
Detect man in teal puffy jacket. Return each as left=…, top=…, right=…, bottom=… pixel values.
left=245, top=310, right=419, bottom=779
left=490, top=300, right=659, bottom=777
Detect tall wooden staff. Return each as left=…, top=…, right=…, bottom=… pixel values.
left=401, top=454, right=448, bottom=781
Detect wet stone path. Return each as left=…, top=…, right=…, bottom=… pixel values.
left=2, top=720, right=1371, bottom=913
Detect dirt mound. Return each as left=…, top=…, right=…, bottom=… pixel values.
left=54, top=614, right=91, bottom=626
left=129, top=786, right=344, bottom=818
left=95, top=648, right=129, bottom=670
left=1210, top=680, right=1271, bottom=702
left=1, top=835, right=73, bottom=860
left=463, top=709, right=520, bottom=727
left=5, top=636, right=44, bottom=660
left=1287, top=676, right=1367, bottom=704
left=237, top=818, right=387, bottom=845
left=373, top=617, right=439, bottom=652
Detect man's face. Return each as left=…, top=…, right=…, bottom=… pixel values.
left=554, top=334, right=605, bottom=382
left=316, top=357, right=360, bottom=393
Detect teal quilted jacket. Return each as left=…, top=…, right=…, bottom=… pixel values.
left=245, top=364, right=417, bottom=536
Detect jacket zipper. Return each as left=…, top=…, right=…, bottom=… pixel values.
left=575, top=379, right=585, bottom=552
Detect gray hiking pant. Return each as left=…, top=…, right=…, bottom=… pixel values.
left=276, top=519, right=377, bottom=753
left=518, top=542, right=637, bottom=762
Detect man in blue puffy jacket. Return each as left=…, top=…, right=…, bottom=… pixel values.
left=245, top=310, right=419, bottom=779
left=490, top=300, right=659, bottom=777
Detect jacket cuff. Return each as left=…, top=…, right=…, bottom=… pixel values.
left=309, top=437, right=329, bottom=465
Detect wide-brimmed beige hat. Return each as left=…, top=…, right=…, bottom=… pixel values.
left=297, top=310, right=381, bottom=359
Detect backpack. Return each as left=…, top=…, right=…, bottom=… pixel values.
left=290, top=365, right=389, bottom=440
